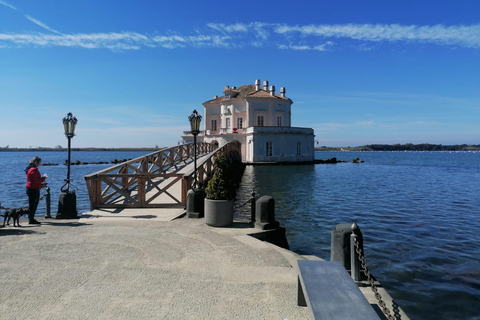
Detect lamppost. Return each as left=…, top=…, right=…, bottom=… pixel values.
left=188, top=109, right=202, bottom=189
left=57, top=112, right=78, bottom=219
left=186, top=110, right=203, bottom=218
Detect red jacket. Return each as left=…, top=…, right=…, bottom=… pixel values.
left=26, top=167, right=46, bottom=190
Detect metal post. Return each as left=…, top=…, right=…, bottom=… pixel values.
left=44, top=187, right=52, bottom=218
left=57, top=112, right=78, bottom=219
left=250, top=190, right=256, bottom=226
left=350, top=223, right=361, bottom=282
left=188, top=109, right=201, bottom=190
left=66, top=136, right=71, bottom=190
left=193, top=134, right=198, bottom=189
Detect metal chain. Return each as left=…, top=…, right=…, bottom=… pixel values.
left=392, top=300, right=401, bottom=319
left=234, top=198, right=251, bottom=209
left=353, top=237, right=400, bottom=320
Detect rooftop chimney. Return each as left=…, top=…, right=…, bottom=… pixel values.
left=214, top=95, right=218, bottom=99
left=224, top=85, right=229, bottom=91
left=263, top=80, right=269, bottom=91
left=280, top=87, right=286, bottom=97
left=255, top=79, right=261, bottom=90
left=270, top=85, right=275, bottom=96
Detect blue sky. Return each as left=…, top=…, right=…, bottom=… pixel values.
left=1, top=0, right=479, bottom=148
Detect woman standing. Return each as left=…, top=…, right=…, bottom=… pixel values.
left=25, top=157, right=47, bottom=224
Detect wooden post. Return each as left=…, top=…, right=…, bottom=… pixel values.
left=95, top=176, right=102, bottom=209
left=137, top=176, right=145, bottom=207
left=181, top=177, right=190, bottom=204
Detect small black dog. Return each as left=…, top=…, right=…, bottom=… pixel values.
left=1, top=207, right=31, bottom=227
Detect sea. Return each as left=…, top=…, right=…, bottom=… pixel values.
left=1, top=150, right=479, bottom=320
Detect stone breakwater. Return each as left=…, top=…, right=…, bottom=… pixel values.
left=246, top=157, right=365, bottom=166
left=40, top=158, right=133, bottom=166
left=314, top=157, right=364, bottom=164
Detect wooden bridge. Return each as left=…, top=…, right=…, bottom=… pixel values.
left=84, top=142, right=240, bottom=210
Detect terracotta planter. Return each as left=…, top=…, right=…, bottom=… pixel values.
left=204, top=198, right=234, bottom=227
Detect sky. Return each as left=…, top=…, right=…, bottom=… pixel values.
left=1, top=0, right=479, bottom=148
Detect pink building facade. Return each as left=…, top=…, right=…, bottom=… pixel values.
left=183, top=79, right=315, bottom=163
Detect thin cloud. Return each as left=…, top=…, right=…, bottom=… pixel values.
left=207, top=23, right=249, bottom=33
left=0, top=32, right=148, bottom=50
left=25, top=15, right=62, bottom=35
left=1, top=22, right=480, bottom=51
left=0, top=0, right=16, bottom=10
left=274, top=23, right=480, bottom=49
left=278, top=41, right=334, bottom=51
left=1, top=0, right=62, bottom=34
left=152, top=34, right=231, bottom=48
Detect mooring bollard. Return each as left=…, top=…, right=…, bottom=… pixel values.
left=250, top=195, right=289, bottom=249
left=254, top=196, right=279, bottom=230
left=186, top=189, right=204, bottom=218
left=330, top=223, right=366, bottom=280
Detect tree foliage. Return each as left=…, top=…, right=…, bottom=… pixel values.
left=205, top=154, right=237, bottom=200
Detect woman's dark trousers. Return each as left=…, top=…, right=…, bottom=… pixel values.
left=26, top=188, right=40, bottom=221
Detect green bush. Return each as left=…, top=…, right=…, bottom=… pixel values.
left=205, top=154, right=236, bottom=200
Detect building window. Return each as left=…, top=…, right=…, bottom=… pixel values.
left=237, top=118, right=243, bottom=129
left=226, top=118, right=231, bottom=129
left=296, top=142, right=301, bottom=156
left=211, top=120, right=217, bottom=131
left=266, top=141, right=273, bottom=156
left=257, top=116, right=264, bottom=127
left=277, top=116, right=282, bottom=126
left=225, top=94, right=230, bottom=100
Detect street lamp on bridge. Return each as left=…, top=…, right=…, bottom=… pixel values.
left=57, top=112, right=78, bottom=219
left=188, top=109, right=202, bottom=190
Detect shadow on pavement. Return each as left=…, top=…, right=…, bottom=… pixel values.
left=0, top=227, right=42, bottom=236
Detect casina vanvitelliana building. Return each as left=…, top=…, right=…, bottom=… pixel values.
left=182, top=79, right=315, bottom=164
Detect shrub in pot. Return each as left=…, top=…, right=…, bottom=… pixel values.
left=204, top=154, right=236, bottom=227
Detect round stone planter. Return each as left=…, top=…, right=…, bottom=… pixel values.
left=204, top=198, right=234, bottom=227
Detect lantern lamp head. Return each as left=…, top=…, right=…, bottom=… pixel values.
left=188, top=109, right=202, bottom=135
left=63, top=112, right=78, bottom=138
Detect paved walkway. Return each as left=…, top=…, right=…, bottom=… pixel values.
left=0, top=211, right=310, bottom=320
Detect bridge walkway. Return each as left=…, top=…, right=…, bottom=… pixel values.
left=86, top=154, right=210, bottom=221
left=84, top=142, right=240, bottom=211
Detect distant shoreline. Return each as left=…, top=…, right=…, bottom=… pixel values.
left=315, top=143, right=480, bottom=152
left=0, top=147, right=161, bottom=152
left=1, top=143, right=479, bottom=152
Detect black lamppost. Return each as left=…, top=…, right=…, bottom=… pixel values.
left=57, top=112, right=78, bottom=219
left=188, top=109, right=202, bottom=189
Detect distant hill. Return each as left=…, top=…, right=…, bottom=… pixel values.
left=0, top=147, right=161, bottom=152
left=315, top=144, right=480, bottom=151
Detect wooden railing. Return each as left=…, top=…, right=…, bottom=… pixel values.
left=84, top=142, right=240, bottom=210
left=84, top=143, right=215, bottom=210
left=182, top=141, right=241, bottom=193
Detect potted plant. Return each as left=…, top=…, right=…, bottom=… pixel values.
left=204, top=154, right=236, bottom=227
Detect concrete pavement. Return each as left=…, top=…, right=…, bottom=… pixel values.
left=0, top=211, right=310, bottom=320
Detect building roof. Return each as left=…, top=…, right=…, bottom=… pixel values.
left=203, top=82, right=291, bottom=104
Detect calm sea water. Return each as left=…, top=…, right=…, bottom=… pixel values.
left=0, top=151, right=149, bottom=214
left=1, top=150, right=479, bottom=319
left=235, top=151, right=480, bottom=320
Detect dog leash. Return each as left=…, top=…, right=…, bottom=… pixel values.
left=1, top=188, right=48, bottom=212
left=0, top=201, right=30, bottom=210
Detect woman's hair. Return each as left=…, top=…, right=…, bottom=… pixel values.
left=29, top=156, right=42, bottom=167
